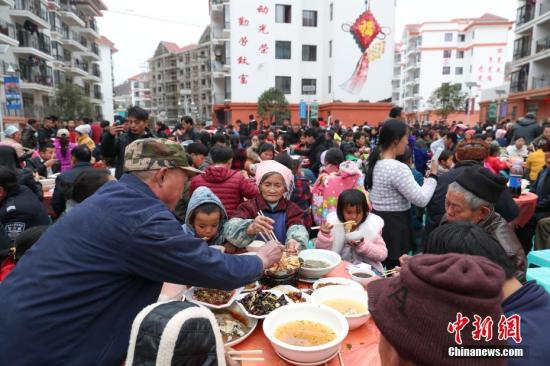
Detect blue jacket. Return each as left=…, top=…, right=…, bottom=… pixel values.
left=182, top=186, right=227, bottom=246
left=0, top=174, right=263, bottom=366
left=502, top=281, right=550, bottom=366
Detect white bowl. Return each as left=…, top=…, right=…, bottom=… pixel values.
left=348, top=268, right=379, bottom=287
left=247, top=240, right=265, bottom=252
left=263, top=303, right=349, bottom=364
left=312, top=277, right=364, bottom=292
left=236, top=289, right=289, bottom=319
left=298, top=249, right=341, bottom=279
left=210, top=245, right=226, bottom=253
left=311, top=285, right=369, bottom=330
left=185, top=287, right=243, bottom=310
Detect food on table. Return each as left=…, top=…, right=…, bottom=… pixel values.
left=194, top=288, right=234, bottom=306
left=274, top=320, right=336, bottom=346
left=323, top=299, right=367, bottom=316
left=286, top=291, right=306, bottom=303
left=316, top=282, right=342, bottom=289
left=245, top=282, right=259, bottom=290
left=239, top=290, right=288, bottom=316
left=352, top=272, right=372, bottom=278
left=344, top=221, right=357, bottom=233
left=266, top=251, right=301, bottom=274
left=213, top=310, right=250, bottom=343
left=302, top=259, right=330, bottom=269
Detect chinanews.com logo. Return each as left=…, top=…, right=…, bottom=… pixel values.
left=446, top=313, right=525, bottom=358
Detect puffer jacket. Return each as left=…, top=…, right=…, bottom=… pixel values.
left=182, top=186, right=228, bottom=246
left=511, top=116, right=541, bottom=144
left=441, top=211, right=527, bottom=282
left=189, top=165, right=258, bottom=218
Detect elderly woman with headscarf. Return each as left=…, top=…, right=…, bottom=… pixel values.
left=0, top=125, right=25, bottom=158
left=75, top=124, right=96, bottom=152
left=223, top=160, right=309, bottom=251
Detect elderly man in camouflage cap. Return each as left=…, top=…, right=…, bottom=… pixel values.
left=0, top=138, right=284, bottom=366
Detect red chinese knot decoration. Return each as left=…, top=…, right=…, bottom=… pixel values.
left=350, top=10, right=381, bottom=52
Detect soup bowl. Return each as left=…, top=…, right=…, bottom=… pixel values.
left=298, top=249, right=341, bottom=279
left=311, top=285, right=369, bottom=330
left=348, top=268, right=379, bottom=287
left=263, top=303, right=349, bottom=364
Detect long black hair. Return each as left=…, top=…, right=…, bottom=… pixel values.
left=60, top=134, right=69, bottom=157
left=365, top=119, right=408, bottom=190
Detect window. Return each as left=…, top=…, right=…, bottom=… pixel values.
left=303, top=10, right=318, bottom=27
left=275, top=41, right=291, bottom=59
left=442, top=66, right=451, bottom=75
left=330, top=3, right=333, bottom=21
left=275, top=76, right=291, bottom=94
left=457, top=50, right=465, bottom=59
left=276, top=4, right=292, bottom=23
left=328, top=75, right=332, bottom=93
left=302, top=78, right=317, bottom=94
left=444, top=33, right=453, bottom=42
left=458, top=34, right=466, bottom=42
left=455, top=67, right=464, bottom=75
left=471, top=31, right=475, bottom=40
left=471, top=49, right=474, bottom=56
left=443, top=50, right=452, bottom=58
left=470, top=65, right=473, bottom=73
left=329, top=40, right=333, bottom=58
left=302, top=45, right=317, bottom=61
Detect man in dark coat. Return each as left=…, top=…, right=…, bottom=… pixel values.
left=0, top=138, right=283, bottom=366
left=511, top=113, right=541, bottom=144
left=101, top=106, right=155, bottom=179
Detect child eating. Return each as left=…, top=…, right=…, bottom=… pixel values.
left=314, top=189, right=387, bottom=274
left=182, top=187, right=227, bottom=246
left=224, top=160, right=308, bottom=251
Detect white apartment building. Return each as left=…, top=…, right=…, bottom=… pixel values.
left=394, top=14, right=513, bottom=120
left=0, top=0, right=110, bottom=126
left=98, top=35, right=116, bottom=121
left=113, top=72, right=152, bottom=113
left=505, top=0, right=550, bottom=119
left=209, top=0, right=396, bottom=123
left=391, top=42, right=403, bottom=104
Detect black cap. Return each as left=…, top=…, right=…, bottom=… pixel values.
left=456, top=167, right=508, bottom=204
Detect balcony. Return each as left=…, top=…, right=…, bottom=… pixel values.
left=78, top=21, right=100, bottom=40
left=513, top=39, right=532, bottom=61
left=84, top=63, right=101, bottom=82
left=59, top=3, right=85, bottom=27
left=47, top=0, right=60, bottom=10
left=536, top=36, right=550, bottom=54
left=11, top=0, right=50, bottom=29
left=63, top=59, right=88, bottom=77
left=517, top=4, right=535, bottom=26
left=76, top=0, right=107, bottom=18
left=19, top=65, right=54, bottom=93
left=0, top=0, right=15, bottom=7
left=81, top=44, right=100, bottom=61
left=532, top=75, right=550, bottom=89
left=541, top=1, right=550, bottom=16
left=0, top=20, right=19, bottom=47
left=510, top=79, right=528, bottom=93
left=14, top=31, right=52, bottom=60
left=61, top=30, right=86, bottom=52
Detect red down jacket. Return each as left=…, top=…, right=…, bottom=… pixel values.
left=189, top=165, right=259, bottom=218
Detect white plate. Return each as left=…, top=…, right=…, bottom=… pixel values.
left=312, top=277, right=364, bottom=292
left=242, top=281, right=261, bottom=293
left=236, top=289, right=290, bottom=319
left=185, top=287, right=243, bottom=310
left=299, top=277, right=319, bottom=284
left=275, top=347, right=340, bottom=365
left=271, top=285, right=311, bottom=303
left=213, top=303, right=258, bottom=347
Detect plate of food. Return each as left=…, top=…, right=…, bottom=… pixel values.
left=312, top=277, right=364, bottom=292
left=213, top=303, right=258, bottom=347
left=265, top=251, right=301, bottom=277
left=186, top=287, right=243, bottom=309
left=242, top=281, right=262, bottom=293
left=271, top=285, right=311, bottom=304
left=237, top=289, right=289, bottom=319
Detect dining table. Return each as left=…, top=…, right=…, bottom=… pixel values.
left=512, top=192, right=538, bottom=228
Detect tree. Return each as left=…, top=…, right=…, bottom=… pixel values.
left=427, top=83, right=467, bottom=119
left=257, top=87, right=289, bottom=124
left=50, top=82, right=94, bottom=120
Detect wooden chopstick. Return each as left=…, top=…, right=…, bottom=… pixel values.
left=258, top=211, right=278, bottom=242
left=228, top=350, right=263, bottom=355
left=338, top=351, right=345, bottom=366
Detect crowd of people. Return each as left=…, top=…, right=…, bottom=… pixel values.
left=0, top=105, right=549, bottom=365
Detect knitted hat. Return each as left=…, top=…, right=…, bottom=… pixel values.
left=3, top=125, right=19, bottom=138
left=455, top=139, right=489, bottom=162
left=368, top=253, right=506, bottom=366
left=75, top=124, right=91, bottom=135
left=456, top=166, right=507, bottom=204
left=56, top=128, right=69, bottom=138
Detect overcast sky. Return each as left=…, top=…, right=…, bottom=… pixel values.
left=98, top=0, right=517, bottom=86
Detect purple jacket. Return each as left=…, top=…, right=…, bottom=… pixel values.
left=53, top=139, right=76, bottom=172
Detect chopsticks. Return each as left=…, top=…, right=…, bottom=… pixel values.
left=258, top=211, right=278, bottom=243
left=383, top=268, right=399, bottom=278
left=311, top=221, right=356, bottom=231
left=338, top=351, right=345, bottom=366
left=228, top=350, right=264, bottom=362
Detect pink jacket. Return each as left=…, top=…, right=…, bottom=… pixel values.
left=53, top=139, right=77, bottom=173
left=314, top=212, right=387, bottom=273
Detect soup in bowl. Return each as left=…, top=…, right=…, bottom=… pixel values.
left=298, top=249, right=341, bottom=279
left=263, top=303, right=349, bottom=364
left=311, top=285, right=370, bottom=330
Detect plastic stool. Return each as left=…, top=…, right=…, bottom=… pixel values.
left=527, top=249, right=550, bottom=268
left=526, top=268, right=550, bottom=293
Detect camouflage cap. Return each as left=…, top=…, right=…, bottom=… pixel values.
left=124, top=138, right=203, bottom=175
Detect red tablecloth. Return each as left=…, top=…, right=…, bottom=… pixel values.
left=43, top=190, right=54, bottom=217
left=513, top=192, right=538, bottom=228
left=235, top=262, right=382, bottom=366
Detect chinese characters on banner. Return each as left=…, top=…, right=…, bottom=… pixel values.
left=448, top=313, right=522, bottom=345
left=478, top=48, right=504, bottom=84
left=235, top=4, right=271, bottom=86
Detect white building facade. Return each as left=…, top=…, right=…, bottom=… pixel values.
left=98, top=35, right=116, bottom=121
left=210, top=0, right=396, bottom=123
left=394, top=14, right=513, bottom=120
